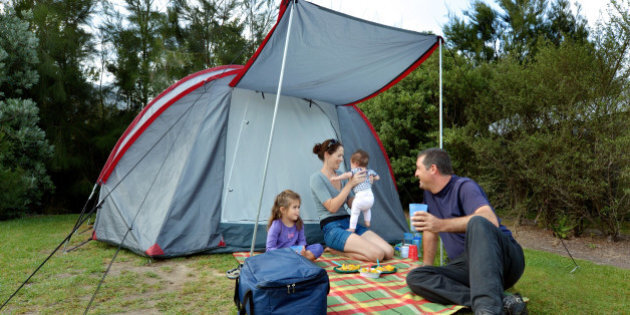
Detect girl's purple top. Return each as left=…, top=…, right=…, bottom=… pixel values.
left=266, top=219, right=307, bottom=251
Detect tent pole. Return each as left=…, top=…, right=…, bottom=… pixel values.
left=439, top=38, right=443, bottom=149
left=439, top=37, right=444, bottom=265
left=63, top=183, right=98, bottom=253
left=249, top=0, right=296, bottom=256
left=222, top=104, right=250, bottom=213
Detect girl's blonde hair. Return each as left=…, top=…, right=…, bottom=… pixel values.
left=267, top=189, right=303, bottom=231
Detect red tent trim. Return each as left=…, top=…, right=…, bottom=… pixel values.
left=98, top=66, right=243, bottom=183
left=344, top=38, right=441, bottom=106
left=228, top=1, right=291, bottom=87
left=351, top=105, right=398, bottom=190
left=145, top=243, right=165, bottom=256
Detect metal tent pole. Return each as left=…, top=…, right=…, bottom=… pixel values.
left=249, top=0, right=296, bottom=256
left=439, top=37, right=444, bottom=265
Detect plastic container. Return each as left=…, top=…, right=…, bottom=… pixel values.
left=394, top=242, right=402, bottom=256
left=290, top=245, right=304, bottom=253
left=409, top=203, right=428, bottom=232
left=412, top=233, right=422, bottom=258
left=408, top=245, right=418, bottom=261
left=403, top=232, right=414, bottom=245
left=359, top=268, right=382, bottom=279
left=400, top=245, right=409, bottom=258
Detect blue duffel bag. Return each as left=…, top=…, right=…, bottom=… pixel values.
left=234, top=247, right=330, bottom=314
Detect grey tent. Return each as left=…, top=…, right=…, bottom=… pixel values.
left=92, top=0, right=441, bottom=257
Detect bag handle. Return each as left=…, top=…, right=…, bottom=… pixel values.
left=240, top=290, right=254, bottom=315
left=233, top=276, right=240, bottom=309
left=234, top=277, right=254, bottom=315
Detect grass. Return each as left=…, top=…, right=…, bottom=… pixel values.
left=1, top=215, right=629, bottom=314
left=0, top=215, right=239, bottom=314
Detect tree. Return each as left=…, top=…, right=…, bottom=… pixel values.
left=102, top=0, right=167, bottom=110
left=0, top=8, right=54, bottom=219
left=163, top=0, right=248, bottom=73
left=444, top=0, right=589, bottom=62
left=241, top=0, right=276, bottom=57
left=0, top=8, right=39, bottom=98
left=13, top=0, right=106, bottom=212
left=443, top=1, right=500, bottom=63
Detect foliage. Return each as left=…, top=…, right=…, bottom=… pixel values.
left=241, top=0, right=277, bottom=56
left=444, top=0, right=589, bottom=63
left=0, top=8, right=53, bottom=220
left=100, top=0, right=168, bottom=110
left=0, top=7, right=39, bottom=99
left=452, top=32, right=630, bottom=238
left=0, top=99, right=54, bottom=219
left=100, top=0, right=273, bottom=111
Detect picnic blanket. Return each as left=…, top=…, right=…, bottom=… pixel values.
left=232, top=252, right=466, bottom=314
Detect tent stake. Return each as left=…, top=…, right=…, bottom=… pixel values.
left=250, top=0, right=296, bottom=256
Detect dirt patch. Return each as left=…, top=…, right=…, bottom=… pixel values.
left=507, top=223, right=630, bottom=270
left=108, top=259, right=195, bottom=291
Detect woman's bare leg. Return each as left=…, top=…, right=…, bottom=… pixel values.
left=360, top=231, right=394, bottom=260
left=342, top=233, right=385, bottom=262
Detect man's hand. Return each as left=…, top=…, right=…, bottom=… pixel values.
left=411, top=211, right=442, bottom=233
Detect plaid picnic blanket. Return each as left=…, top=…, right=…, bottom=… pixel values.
left=232, top=252, right=466, bottom=314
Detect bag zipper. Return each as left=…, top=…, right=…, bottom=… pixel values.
left=285, top=283, right=296, bottom=294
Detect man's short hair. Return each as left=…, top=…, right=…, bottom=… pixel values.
left=417, top=148, right=454, bottom=175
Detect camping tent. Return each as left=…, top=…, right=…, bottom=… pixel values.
left=92, top=0, right=441, bottom=257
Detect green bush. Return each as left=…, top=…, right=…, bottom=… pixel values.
left=0, top=99, right=54, bottom=219
left=452, top=40, right=630, bottom=239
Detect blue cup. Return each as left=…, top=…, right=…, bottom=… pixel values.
left=412, top=233, right=422, bottom=258
left=409, top=203, right=428, bottom=232
left=403, top=232, right=414, bottom=245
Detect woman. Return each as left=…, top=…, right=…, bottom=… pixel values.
left=310, top=139, right=394, bottom=262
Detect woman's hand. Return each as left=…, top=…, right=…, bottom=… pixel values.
left=349, top=170, right=366, bottom=187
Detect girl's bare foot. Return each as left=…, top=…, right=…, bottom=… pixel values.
left=303, top=250, right=316, bottom=261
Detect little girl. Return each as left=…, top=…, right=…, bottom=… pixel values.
left=266, top=189, right=324, bottom=261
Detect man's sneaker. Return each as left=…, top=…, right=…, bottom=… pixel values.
left=503, top=293, right=528, bottom=315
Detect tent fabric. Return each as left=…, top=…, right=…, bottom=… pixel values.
left=231, top=0, right=440, bottom=105
left=337, top=105, right=408, bottom=242
left=98, top=65, right=243, bottom=184
left=93, top=0, right=440, bottom=257
left=95, top=74, right=236, bottom=256
left=93, top=74, right=408, bottom=256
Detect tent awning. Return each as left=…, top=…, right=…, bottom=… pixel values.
left=230, top=0, right=440, bottom=105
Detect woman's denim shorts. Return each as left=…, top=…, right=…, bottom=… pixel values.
left=322, top=217, right=368, bottom=251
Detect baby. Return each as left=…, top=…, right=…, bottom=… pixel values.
left=331, top=149, right=379, bottom=232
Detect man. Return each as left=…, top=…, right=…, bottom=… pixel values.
left=406, top=148, right=527, bottom=315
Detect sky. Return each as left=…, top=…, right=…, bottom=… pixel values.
left=307, top=0, right=611, bottom=36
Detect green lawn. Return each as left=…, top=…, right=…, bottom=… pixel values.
left=1, top=215, right=628, bottom=314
